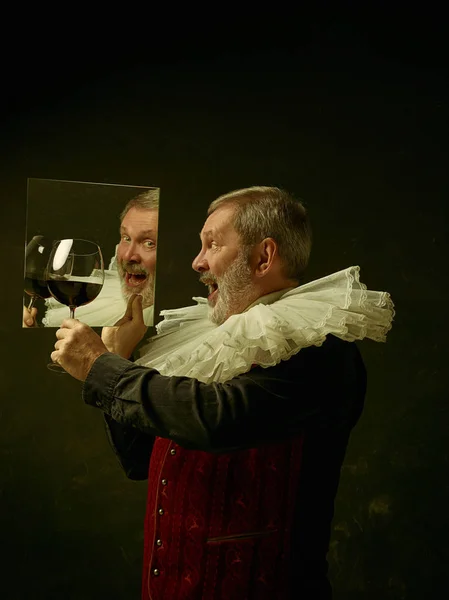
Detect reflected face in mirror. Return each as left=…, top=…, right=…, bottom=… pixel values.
left=117, top=207, right=158, bottom=308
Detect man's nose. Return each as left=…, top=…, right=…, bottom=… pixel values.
left=122, top=242, right=142, bottom=263
left=192, top=251, right=208, bottom=272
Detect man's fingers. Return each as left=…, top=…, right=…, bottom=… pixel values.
left=23, top=306, right=38, bottom=327
left=55, top=327, right=69, bottom=339
left=56, top=318, right=86, bottom=338
left=60, top=318, right=81, bottom=329
left=113, top=318, right=127, bottom=326
left=113, top=306, right=134, bottom=326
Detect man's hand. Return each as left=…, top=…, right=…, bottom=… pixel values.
left=51, top=320, right=109, bottom=381
left=23, top=305, right=38, bottom=327
left=101, top=294, right=148, bottom=359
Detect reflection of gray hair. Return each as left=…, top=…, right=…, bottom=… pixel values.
left=120, top=189, right=159, bottom=221
left=207, top=186, right=312, bottom=281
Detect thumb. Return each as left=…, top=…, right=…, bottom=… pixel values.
left=123, top=294, right=137, bottom=320
left=132, top=294, right=145, bottom=324
left=112, top=294, right=136, bottom=326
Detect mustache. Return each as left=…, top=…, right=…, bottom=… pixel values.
left=119, top=262, right=149, bottom=276
left=199, top=274, right=218, bottom=285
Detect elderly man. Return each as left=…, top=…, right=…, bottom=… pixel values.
left=51, top=186, right=394, bottom=600
left=23, top=188, right=158, bottom=328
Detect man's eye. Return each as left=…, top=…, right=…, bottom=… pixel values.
left=121, top=235, right=130, bottom=242
left=145, top=240, right=156, bottom=248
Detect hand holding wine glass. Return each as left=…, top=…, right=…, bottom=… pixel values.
left=47, top=239, right=104, bottom=371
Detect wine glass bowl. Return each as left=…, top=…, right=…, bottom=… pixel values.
left=47, top=239, right=104, bottom=319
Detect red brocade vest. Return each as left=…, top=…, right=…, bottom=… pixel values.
left=142, top=434, right=305, bottom=600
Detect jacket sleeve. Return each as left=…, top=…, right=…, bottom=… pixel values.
left=103, top=413, right=154, bottom=480
left=83, top=335, right=366, bottom=454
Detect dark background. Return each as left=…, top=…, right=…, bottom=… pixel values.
left=1, top=9, right=447, bottom=600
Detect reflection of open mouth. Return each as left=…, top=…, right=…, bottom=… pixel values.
left=125, top=272, right=148, bottom=288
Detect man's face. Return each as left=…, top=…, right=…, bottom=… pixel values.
left=116, top=207, right=158, bottom=308
left=192, top=205, right=255, bottom=325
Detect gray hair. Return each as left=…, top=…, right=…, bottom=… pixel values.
left=207, top=186, right=312, bottom=281
left=120, top=188, right=159, bottom=221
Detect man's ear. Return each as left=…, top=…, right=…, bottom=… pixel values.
left=254, top=238, right=277, bottom=278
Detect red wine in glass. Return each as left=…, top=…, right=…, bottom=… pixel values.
left=46, top=279, right=103, bottom=309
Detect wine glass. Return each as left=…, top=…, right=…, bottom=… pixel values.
left=24, top=236, right=53, bottom=322
left=46, top=239, right=105, bottom=372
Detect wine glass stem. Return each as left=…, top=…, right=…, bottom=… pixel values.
left=28, top=296, right=37, bottom=311
left=69, top=306, right=76, bottom=319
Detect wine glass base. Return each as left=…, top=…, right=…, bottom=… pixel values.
left=47, top=362, right=67, bottom=374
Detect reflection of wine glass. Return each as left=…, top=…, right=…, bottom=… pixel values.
left=24, top=236, right=53, bottom=312
left=46, top=239, right=104, bottom=372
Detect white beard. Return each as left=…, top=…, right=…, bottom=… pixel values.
left=208, top=249, right=254, bottom=325
left=119, top=271, right=155, bottom=309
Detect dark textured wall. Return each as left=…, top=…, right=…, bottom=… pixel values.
left=1, top=14, right=447, bottom=600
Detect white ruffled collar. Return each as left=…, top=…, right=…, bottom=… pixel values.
left=136, top=265, right=395, bottom=384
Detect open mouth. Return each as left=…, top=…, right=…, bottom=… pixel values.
left=125, top=272, right=148, bottom=288
left=207, top=282, right=219, bottom=301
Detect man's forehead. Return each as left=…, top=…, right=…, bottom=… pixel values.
left=200, top=228, right=223, bottom=239
left=121, top=208, right=158, bottom=231
left=200, top=206, right=235, bottom=238
left=121, top=224, right=157, bottom=235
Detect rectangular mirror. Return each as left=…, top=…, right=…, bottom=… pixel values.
left=23, top=178, right=159, bottom=328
